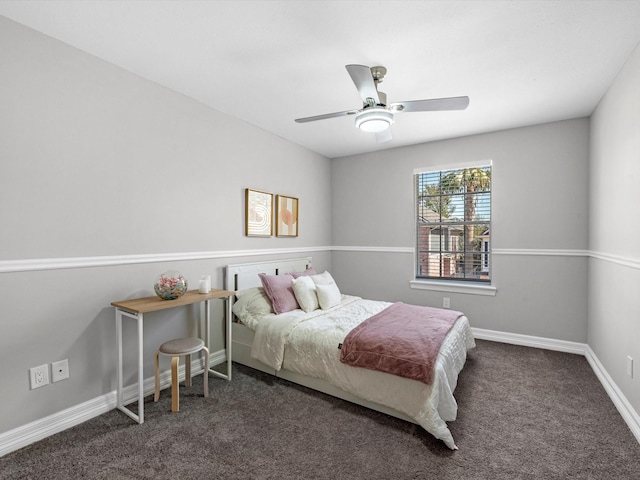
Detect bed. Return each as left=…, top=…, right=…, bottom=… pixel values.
left=224, top=257, right=475, bottom=449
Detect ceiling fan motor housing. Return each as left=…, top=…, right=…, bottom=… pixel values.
left=355, top=108, right=394, bottom=132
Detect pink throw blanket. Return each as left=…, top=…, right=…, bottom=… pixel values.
left=339, top=302, right=463, bottom=384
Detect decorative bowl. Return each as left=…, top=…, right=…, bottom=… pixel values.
left=154, top=270, right=188, bottom=300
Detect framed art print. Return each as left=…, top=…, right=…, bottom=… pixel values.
left=276, top=195, right=298, bottom=237
left=245, top=188, right=273, bottom=236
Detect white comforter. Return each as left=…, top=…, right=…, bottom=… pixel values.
left=250, top=295, right=475, bottom=449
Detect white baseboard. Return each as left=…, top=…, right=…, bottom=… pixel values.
left=584, top=346, right=640, bottom=443
left=2, top=336, right=639, bottom=457
left=0, top=349, right=227, bottom=457
left=471, top=327, right=588, bottom=355
left=0, top=391, right=117, bottom=458
left=472, top=327, right=640, bottom=444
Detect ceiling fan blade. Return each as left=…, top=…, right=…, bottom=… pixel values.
left=375, top=129, right=393, bottom=143
left=391, top=96, right=469, bottom=113
left=345, top=64, right=380, bottom=104
left=295, top=109, right=358, bottom=123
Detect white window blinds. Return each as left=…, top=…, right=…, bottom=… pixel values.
left=415, top=164, right=491, bottom=282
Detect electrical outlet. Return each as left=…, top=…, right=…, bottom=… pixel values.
left=443, top=297, right=451, bottom=309
left=52, top=359, right=69, bottom=383
left=627, top=356, right=633, bottom=378
left=30, top=364, right=50, bottom=389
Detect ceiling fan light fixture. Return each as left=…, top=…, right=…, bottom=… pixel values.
left=355, top=108, right=394, bottom=132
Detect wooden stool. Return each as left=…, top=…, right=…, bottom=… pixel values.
left=154, top=337, right=209, bottom=412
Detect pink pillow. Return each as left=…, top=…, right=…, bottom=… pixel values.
left=291, top=267, right=317, bottom=278
left=258, top=273, right=299, bottom=314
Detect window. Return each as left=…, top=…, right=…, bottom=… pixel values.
left=415, top=164, right=491, bottom=283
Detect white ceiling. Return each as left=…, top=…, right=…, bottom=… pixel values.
left=2, top=1, right=640, bottom=158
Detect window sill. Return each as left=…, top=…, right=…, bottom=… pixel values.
left=409, top=280, right=497, bottom=296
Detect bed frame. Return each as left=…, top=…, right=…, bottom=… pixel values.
left=224, top=257, right=415, bottom=423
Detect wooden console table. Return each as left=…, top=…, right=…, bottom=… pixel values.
left=111, top=288, right=234, bottom=424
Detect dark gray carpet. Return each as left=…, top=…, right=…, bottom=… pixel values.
left=2, top=340, right=640, bottom=479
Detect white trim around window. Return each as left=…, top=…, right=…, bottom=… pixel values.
left=409, top=279, right=497, bottom=296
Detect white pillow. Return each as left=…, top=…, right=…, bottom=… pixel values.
left=232, top=287, right=273, bottom=329
left=316, top=282, right=341, bottom=310
left=310, top=271, right=341, bottom=309
left=310, top=271, right=335, bottom=286
left=291, top=276, right=319, bottom=312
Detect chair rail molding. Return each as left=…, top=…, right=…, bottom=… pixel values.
left=2, top=246, right=638, bottom=273
left=0, top=247, right=332, bottom=273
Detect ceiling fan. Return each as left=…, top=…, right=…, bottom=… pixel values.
left=295, top=64, right=469, bottom=143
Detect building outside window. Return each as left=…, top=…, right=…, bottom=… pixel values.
left=415, top=164, right=491, bottom=283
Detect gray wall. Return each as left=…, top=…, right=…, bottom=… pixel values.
left=0, top=17, right=332, bottom=434
left=331, top=119, right=590, bottom=342
left=589, top=41, right=640, bottom=414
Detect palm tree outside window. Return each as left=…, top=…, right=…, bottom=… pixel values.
left=415, top=164, right=491, bottom=282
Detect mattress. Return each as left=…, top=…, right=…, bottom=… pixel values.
left=236, top=294, right=475, bottom=449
